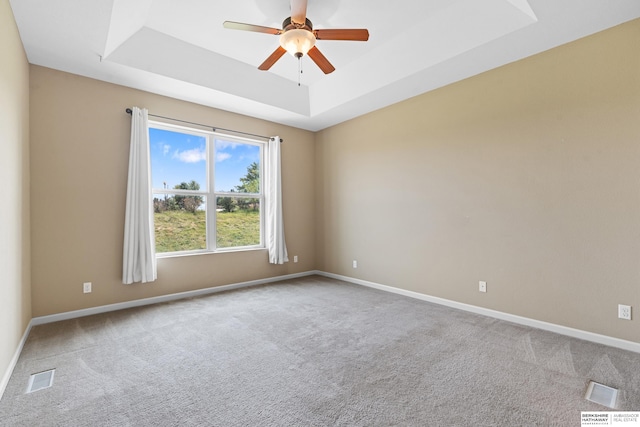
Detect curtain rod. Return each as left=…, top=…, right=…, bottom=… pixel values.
left=125, top=108, right=282, bottom=142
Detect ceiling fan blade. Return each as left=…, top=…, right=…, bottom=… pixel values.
left=307, top=46, right=335, bottom=74
left=223, top=21, right=281, bottom=35
left=314, top=29, right=369, bottom=41
left=290, top=0, right=308, bottom=25
left=258, top=46, right=287, bottom=71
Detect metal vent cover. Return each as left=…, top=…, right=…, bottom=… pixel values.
left=26, top=369, right=55, bottom=394
left=585, top=380, right=618, bottom=408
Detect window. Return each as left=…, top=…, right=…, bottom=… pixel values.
left=149, top=122, right=263, bottom=255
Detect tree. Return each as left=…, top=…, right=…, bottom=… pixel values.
left=174, top=180, right=203, bottom=214
left=235, top=162, right=259, bottom=194
left=153, top=197, right=166, bottom=213
left=235, top=162, right=260, bottom=211
left=218, top=196, right=236, bottom=213
left=153, top=196, right=177, bottom=212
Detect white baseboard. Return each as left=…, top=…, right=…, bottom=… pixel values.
left=317, top=271, right=640, bottom=354
left=0, top=320, right=33, bottom=401
left=31, top=271, right=316, bottom=326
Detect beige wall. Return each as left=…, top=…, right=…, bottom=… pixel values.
left=0, top=0, right=31, bottom=384
left=316, top=20, right=640, bottom=343
left=29, top=66, right=316, bottom=317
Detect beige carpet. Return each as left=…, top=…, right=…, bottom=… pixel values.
left=1, top=275, right=638, bottom=426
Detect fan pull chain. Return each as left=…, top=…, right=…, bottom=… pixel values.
left=298, top=57, right=302, bottom=86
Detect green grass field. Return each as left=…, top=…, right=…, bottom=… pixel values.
left=154, top=209, right=260, bottom=253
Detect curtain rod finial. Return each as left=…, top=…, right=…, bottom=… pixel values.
left=125, top=108, right=132, bottom=115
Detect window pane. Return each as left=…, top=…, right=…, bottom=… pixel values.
left=154, top=193, right=206, bottom=253
left=216, top=197, right=260, bottom=248
left=150, top=127, right=207, bottom=192
left=214, top=139, right=260, bottom=193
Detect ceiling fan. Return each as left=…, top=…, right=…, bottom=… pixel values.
left=223, top=0, right=369, bottom=75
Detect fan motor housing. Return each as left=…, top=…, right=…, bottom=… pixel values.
left=283, top=17, right=313, bottom=31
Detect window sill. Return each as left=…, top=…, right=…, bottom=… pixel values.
left=156, top=247, right=267, bottom=259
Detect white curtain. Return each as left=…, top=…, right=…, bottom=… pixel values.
left=264, top=136, right=289, bottom=264
left=122, top=107, right=157, bottom=284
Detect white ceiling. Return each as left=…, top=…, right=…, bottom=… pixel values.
left=10, top=0, right=640, bottom=131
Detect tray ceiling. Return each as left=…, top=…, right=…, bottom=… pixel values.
left=10, top=0, right=640, bottom=130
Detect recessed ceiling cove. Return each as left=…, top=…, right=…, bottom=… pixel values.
left=10, top=0, right=640, bottom=130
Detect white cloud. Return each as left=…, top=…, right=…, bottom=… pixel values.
left=216, top=152, right=232, bottom=162
left=216, top=140, right=239, bottom=150
left=173, top=147, right=206, bottom=163
left=163, top=144, right=170, bottom=155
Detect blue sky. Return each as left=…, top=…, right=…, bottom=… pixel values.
left=149, top=127, right=261, bottom=193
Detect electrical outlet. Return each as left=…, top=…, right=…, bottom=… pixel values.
left=83, top=282, right=92, bottom=294
left=293, top=255, right=298, bottom=263
left=618, top=304, right=631, bottom=320
left=479, top=281, right=487, bottom=293
left=352, top=260, right=358, bottom=269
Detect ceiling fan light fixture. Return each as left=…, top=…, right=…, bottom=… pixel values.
left=279, top=29, right=316, bottom=58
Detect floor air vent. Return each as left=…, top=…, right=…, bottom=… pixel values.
left=585, top=380, right=618, bottom=408
left=26, top=369, right=55, bottom=393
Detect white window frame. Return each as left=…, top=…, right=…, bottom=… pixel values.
left=149, top=121, right=265, bottom=256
